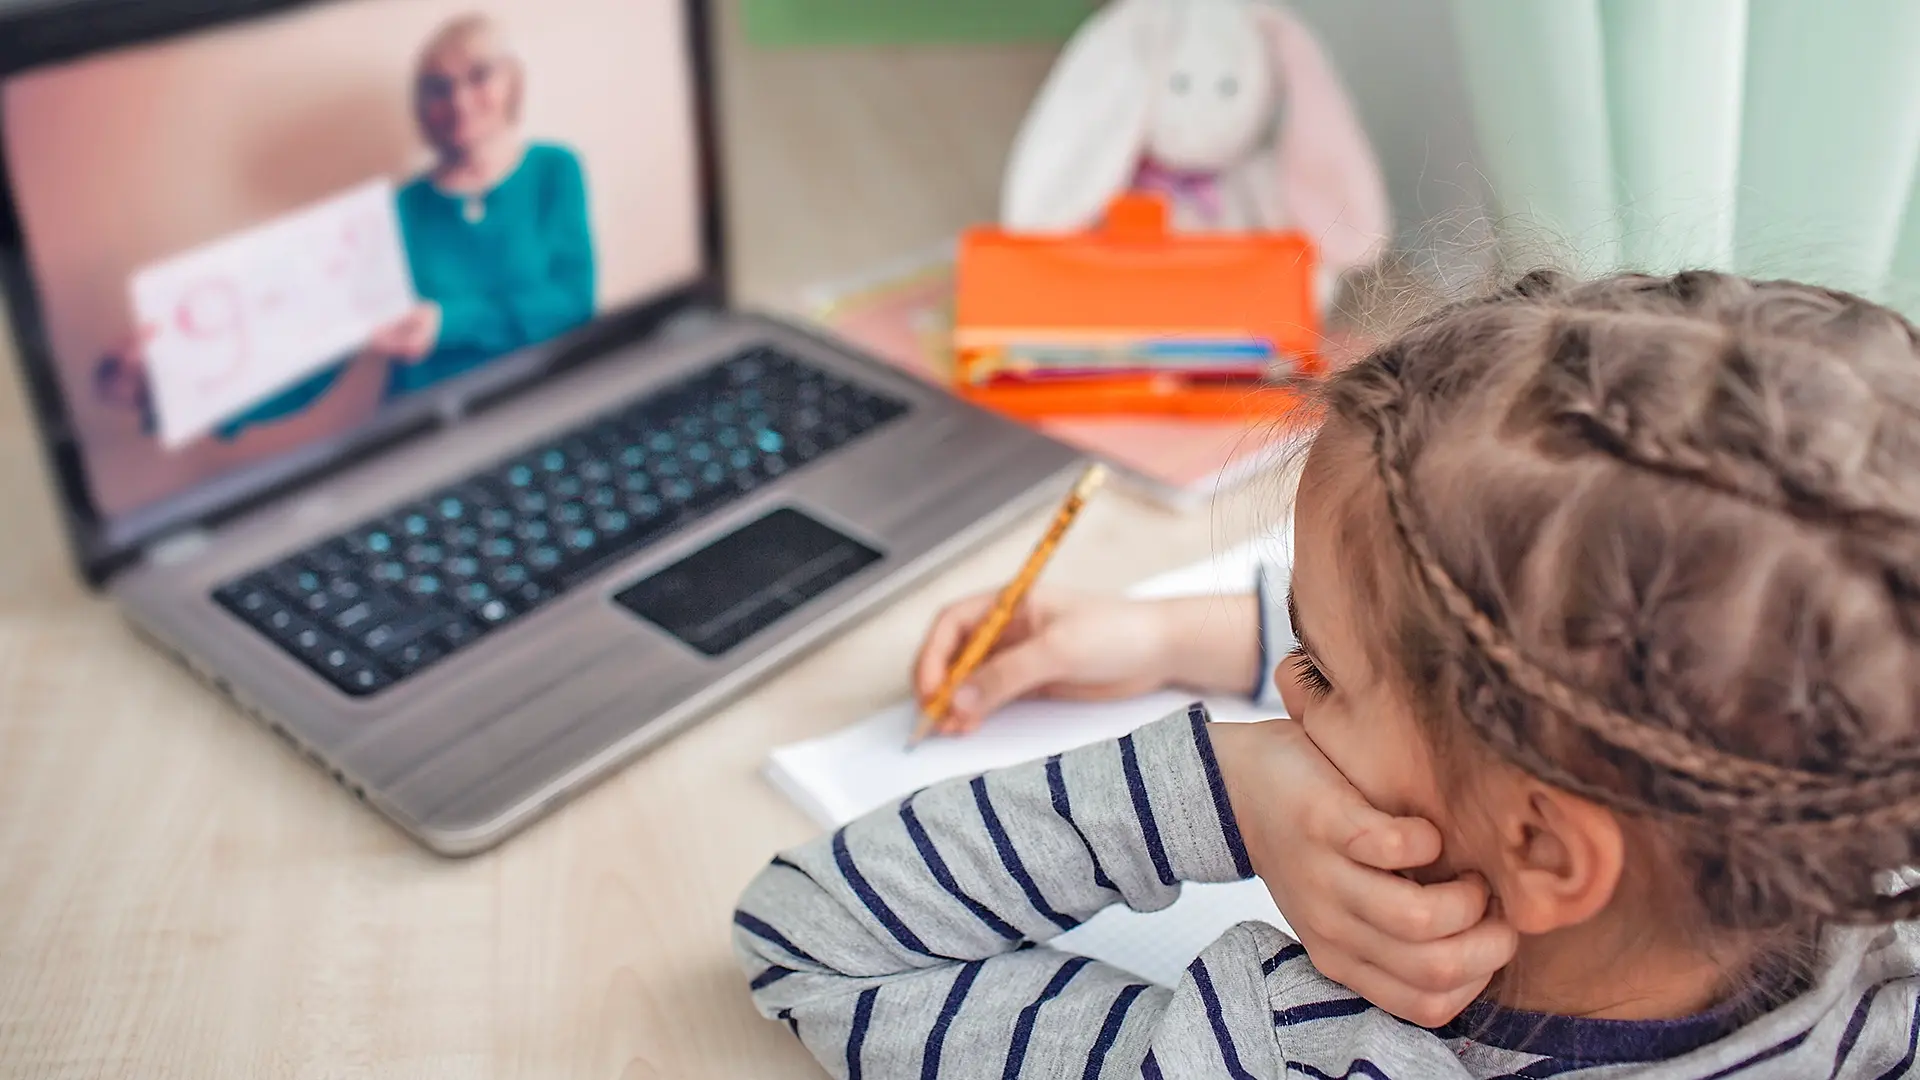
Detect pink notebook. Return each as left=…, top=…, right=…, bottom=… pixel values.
left=802, top=252, right=1314, bottom=510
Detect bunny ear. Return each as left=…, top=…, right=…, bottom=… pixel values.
left=1001, top=0, right=1159, bottom=231
left=1250, top=5, right=1391, bottom=271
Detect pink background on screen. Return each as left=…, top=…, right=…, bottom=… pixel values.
left=3, top=0, right=701, bottom=518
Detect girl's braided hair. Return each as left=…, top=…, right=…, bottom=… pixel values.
left=1323, top=269, right=1920, bottom=931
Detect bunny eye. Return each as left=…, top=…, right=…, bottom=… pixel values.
left=1169, top=72, right=1191, bottom=94
left=1219, top=75, right=1239, bottom=97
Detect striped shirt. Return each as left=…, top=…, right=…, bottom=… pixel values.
left=733, top=567, right=1920, bottom=1078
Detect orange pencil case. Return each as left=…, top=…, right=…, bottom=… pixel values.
left=952, top=192, right=1323, bottom=419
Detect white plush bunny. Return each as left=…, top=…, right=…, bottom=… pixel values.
left=1003, top=0, right=1391, bottom=280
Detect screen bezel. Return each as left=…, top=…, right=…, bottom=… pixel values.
left=0, top=0, right=729, bottom=587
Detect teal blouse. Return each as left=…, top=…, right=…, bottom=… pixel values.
left=218, top=142, right=595, bottom=435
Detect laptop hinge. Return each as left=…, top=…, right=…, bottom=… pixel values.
left=658, top=306, right=725, bottom=342
left=143, top=527, right=214, bottom=567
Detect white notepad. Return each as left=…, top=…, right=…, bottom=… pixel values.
left=763, top=539, right=1297, bottom=987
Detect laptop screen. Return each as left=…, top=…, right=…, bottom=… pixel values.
left=0, top=0, right=705, bottom=541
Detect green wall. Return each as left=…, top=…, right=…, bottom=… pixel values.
left=739, top=0, right=1094, bottom=45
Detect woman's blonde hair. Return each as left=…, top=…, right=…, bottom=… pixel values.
left=1322, top=270, right=1920, bottom=934
left=411, top=13, right=524, bottom=144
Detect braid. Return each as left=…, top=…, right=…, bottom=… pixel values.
left=1541, top=318, right=1920, bottom=537
left=1365, top=393, right=1829, bottom=794
left=1327, top=269, right=1920, bottom=927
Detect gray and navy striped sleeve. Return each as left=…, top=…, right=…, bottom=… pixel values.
left=733, top=706, right=1261, bottom=1079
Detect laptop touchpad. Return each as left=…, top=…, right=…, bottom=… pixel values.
left=613, top=508, right=883, bottom=656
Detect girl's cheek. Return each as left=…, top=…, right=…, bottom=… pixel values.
left=1274, top=663, right=1308, bottom=720
left=1305, top=698, right=1424, bottom=823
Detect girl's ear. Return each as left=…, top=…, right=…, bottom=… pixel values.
left=1245, top=5, right=1391, bottom=272
left=1494, top=784, right=1626, bottom=936
left=1001, top=0, right=1161, bottom=231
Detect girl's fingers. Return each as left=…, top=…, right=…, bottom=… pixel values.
left=1322, top=954, right=1493, bottom=1030
left=942, top=638, right=1063, bottom=732
left=1257, top=720, right=1444, bottom=873
left=913, top=596, right=997, bottom=701
left=916, top=596, right=1045, bottom=709
left=1323, top=866, right=1492, bottom=943
left=1340, top=811, right=1444, bottom=873
left=1314, top=900, right=1518, bottom=997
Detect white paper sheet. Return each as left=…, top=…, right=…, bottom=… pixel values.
left=763, top=539, right=1297, bottom=986
left=132, top=178, right=415, bottom=447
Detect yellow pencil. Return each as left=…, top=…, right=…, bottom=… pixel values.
left=909, top=463, right=1108, bottom=749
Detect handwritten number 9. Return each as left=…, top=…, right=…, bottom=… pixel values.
left=174, top=277, right=249, bottom=391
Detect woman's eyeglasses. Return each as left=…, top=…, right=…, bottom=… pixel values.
left=419, top=60, right=501, bottom=103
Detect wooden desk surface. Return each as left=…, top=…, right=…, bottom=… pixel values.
left=0, top=11, right=1281, bottom=1078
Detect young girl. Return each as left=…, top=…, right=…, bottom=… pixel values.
left=734, top=270, right=1920, bottom=1078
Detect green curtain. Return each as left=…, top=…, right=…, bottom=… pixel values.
left=1449, top=0, right=1920, bottom=309
left=739, top=0, right=1094, bottom=45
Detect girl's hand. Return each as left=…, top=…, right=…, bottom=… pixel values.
left=912, top=592, right=1180, bottom=735
left=1209, top=720, right=1519, bottom=1027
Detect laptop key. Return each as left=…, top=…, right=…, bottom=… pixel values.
left=269, top=564, right=325, bottom=600
left=306, top=540, right=357, bottom=578
left=527, top=545, right=563, bottom=573
left=321, top=642, right=359, bottom=673
left=334, top=664, right=391, bottom=696
left=345, top=524, right=398, bottom=557
left=437, top=617, right=483, bottom=649
left=299, top=588, right=341, bottom=618
left=258, top=606, right=300, bottom=638
left=359, top=609, right=449, bottom=656
left=215, top=580, right=280, bottom=621
left=624, top=493, right=662, bottom=520
left=443, top=555, right=482, bottom=581
left=288, top=621, right=329, bottom=657
left=506, top=580, right=552, bottom=609
left=444, top=524, right=481, bottom=551
left=453, top=578, right=494, bottom=606
left=331, top=591, right=404, bottom=635
left=332, top=602, right=377, bottom=634
left=405, top=540, right=446, bottom=566
left=459, top=592, right=513, bottom=625
left=386, top=638, right=445, bottom=676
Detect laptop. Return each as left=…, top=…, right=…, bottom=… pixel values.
left=0, top=0, right=1080, bottom=855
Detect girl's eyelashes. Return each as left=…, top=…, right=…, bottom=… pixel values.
left=1287, top=645, right=1332, bottom=699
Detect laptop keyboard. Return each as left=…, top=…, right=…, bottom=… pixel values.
left=212, top=347, right=909, bottom=696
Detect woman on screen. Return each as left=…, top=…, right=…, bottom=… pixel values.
left=372, top=12, right=597, bottom=391
left=191, top=12, right=599, bottom=439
